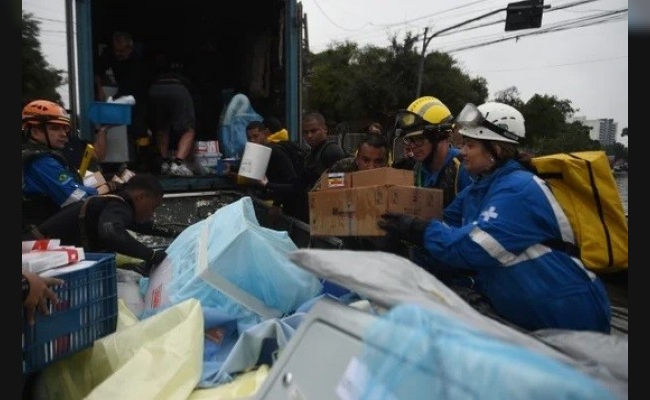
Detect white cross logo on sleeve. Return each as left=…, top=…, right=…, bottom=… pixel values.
left=480, top=206, right=498, bottom=222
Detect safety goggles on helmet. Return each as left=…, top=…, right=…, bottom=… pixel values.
left=395, top=110, right=453, bottom=140
left=394, top=109, right=428, bottom=133
left=456, top=103, right=520, bottom=143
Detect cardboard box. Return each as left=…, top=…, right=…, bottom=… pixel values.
left=195, top=140, right=219, bottom=155
left=350, top=167, right=414, bottom=188
left=111, top=168, right=136, bottom=184
left=96, top=184, right=110, bottom=195
left=314, top=167, right=414, bottom=191
left=309, top=185, right=443, bottom=236
left=83, top=171, right=107, bottom=188
left=143, top=257, right=173, bottom=311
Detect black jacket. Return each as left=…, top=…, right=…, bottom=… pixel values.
left=23, top=191, right=156, bottom=261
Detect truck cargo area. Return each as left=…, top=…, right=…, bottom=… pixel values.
left=90, top=0, right=294, bottom=140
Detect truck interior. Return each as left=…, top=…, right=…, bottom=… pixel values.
left=90, top=0, right=292, bottom=140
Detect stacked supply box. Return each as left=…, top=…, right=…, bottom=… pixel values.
left=194, top=140, right=221, bottom=174
left=309, top=167, right=443, bottom=236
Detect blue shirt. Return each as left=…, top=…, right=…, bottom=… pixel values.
left=23, top=155, right=98, bottom=208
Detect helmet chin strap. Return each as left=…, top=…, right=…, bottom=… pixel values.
left=423, top=137, right=439, bottom=167
left=38, top=122, right=55, bottom=149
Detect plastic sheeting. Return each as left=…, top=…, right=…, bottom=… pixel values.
left=35, top=299, right=204, bottom=400
left=143, top=196, right=322, bottom=330
left=141, top=196, right=322, bottom=387
left=289, top=249, right=628, bottom=400
left=219, top=94, right=262, bottom=158
left=352, top=303, right=616, bottom=400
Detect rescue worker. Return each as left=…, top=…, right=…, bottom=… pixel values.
left=22, top=99, right=99, bottom=234
left=23, top=174, right=169, bottom=276
left=378, top=102, right=612, bottom=333
left=329, top=134, right=389, bottom=173
left=394, top=96, right=472, bottom=207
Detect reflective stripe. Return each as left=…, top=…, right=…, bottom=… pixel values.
left=533, top=175, right=575, bottom=244
left=196, top=212, right=283, bottom=319
left=469, top=225, right=597, bottom=280
left=469, top=226, right=552, bottom=267
left=61, top=188, right=89, bottom=207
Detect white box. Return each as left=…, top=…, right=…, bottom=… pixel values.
left=142, top=257, right=173, bottom=311
left=195, top=140, right=219, bottom=154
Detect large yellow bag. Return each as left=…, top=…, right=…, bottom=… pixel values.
left=36, top=299, right=205, bottom=400
left=531, top=151, right=628, bottom=273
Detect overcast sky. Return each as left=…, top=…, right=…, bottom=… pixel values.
left=22, top=0, right=628, bottom=146
left=303, top=0, right=628, bottom=146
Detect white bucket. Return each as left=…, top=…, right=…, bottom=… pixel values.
left=238, top=142, right=272, bottom=180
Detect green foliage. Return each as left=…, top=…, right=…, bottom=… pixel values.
left=304, top=33, right=489, bottom=133
left=604, top=142, right=628, bottom=161
left=22, top=11, right=65, bottom=106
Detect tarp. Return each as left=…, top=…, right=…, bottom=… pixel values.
left=289, top=249, right=628, bottom=400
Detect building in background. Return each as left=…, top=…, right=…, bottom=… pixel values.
left=570, top=116, right=618, bottom=146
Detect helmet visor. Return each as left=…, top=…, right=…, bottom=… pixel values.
left=456, top=103, right=483, bottom=128
left=456, top=103, right=520, bottom=143
left=394, top=110, right=428, bottom=134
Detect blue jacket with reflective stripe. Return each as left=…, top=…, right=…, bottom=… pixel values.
left=423, top=159, right=611, bottom=332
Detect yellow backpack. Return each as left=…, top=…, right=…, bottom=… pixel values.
left=531, top=151, right=628, bottom=273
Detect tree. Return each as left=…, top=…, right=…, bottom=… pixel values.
left=22, top=11, right=65, bottom=106
left=305, top=34, right=489, bottom=134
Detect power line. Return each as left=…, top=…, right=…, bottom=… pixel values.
left=479, top=54, right=627, bottom=73
left=441, top=9, right=627, bottom=54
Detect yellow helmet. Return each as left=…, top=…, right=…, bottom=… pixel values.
left=22, top=100, right=71, bottom=130
left=395, top=96, right=454, bottom=140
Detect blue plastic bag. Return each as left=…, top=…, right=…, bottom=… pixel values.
left=352, top=303, right=616, bottom=400
left=219, top=94, right=262, bottom=158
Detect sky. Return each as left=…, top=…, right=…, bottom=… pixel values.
left=22, top=0, right=628, bottom=146
left=303, top=0, right=628, bottom=146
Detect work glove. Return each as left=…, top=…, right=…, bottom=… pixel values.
left=377, top=212, right=429, bottom=247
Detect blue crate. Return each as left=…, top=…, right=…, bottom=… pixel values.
left=88, top=102, right=132, bottom=125
left=22, top=253, right=118, bottom=376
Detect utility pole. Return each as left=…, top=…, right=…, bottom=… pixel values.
left=415, top=0, right=549, bottom=98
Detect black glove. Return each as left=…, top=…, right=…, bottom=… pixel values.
left=377, top=212, right=429, bottom=247
left=143, top=249, right=168, bottom=276
left=149, top=224, right=185, bottom=239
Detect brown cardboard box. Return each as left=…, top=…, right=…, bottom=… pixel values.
left=309, top=185, right=443, bottom=236
left=96, top=184, right=110, bottom=195
left=313, top=167, right=414, bottom=191
left=350, top=167, right=414, bottom=188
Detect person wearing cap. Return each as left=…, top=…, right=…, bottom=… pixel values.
left=22, top=99, right=100, bottom=234
left=378, top=102, right=612, bottom=333
left=394, top=96, right=472, bottom=208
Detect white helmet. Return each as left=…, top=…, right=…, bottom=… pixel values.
left=457, top=102, right=525, bottom=144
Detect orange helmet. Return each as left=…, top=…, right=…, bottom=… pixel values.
left=22, top=100, right=70, bottom=130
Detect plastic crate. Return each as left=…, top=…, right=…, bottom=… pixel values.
left=22, top=253, right=118, bottom=376
left=88, top=102, right=132, bottom=125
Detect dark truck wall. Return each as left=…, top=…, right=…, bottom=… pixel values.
left=89, top=0, right=291, bottom=141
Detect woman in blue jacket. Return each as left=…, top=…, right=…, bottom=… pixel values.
left=378, top=102, right=611, bottom=333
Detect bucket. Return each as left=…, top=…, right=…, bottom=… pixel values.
left=237, top=142, right=272, bottom=180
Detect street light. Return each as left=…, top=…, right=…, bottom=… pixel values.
left=415, top=0, right=550, bottom=98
